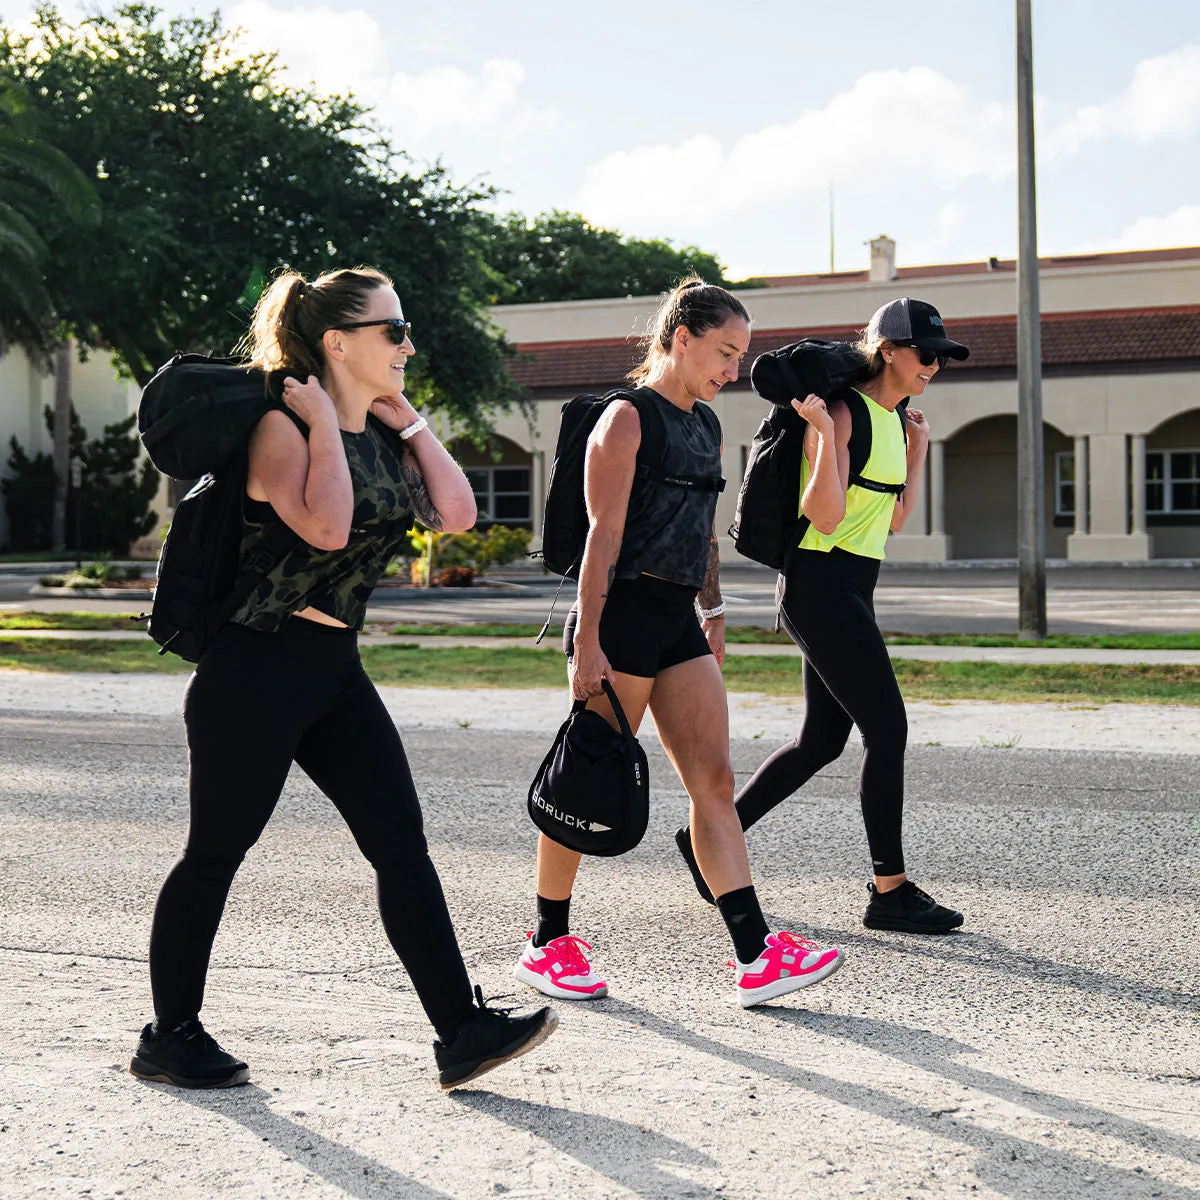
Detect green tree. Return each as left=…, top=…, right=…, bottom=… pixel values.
left=0, top=5, right=513, bottom=431
left=0, top=74, right=100, bottom=353
left=1, top=405, right=158, bottom=553
left=480, top=210, right=731, bottom=304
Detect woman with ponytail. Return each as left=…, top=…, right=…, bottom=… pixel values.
left=131, top=267, right=557, bottom=1092
left=513, top=278, right=846, bottom=1009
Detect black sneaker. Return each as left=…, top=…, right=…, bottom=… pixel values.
left=674, top=827, right=716, bottom=905
left=863, top=881, right=964, bottom=934
left=434, top=986, right=558, bottom=1091
left=129, top=1016, right=250, bottom=1088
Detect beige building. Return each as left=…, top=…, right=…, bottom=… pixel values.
left=3, top=243, right=1198, bottom=562
left=480, top=243, right=1200, bottom=563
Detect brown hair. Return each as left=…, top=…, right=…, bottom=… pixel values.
left=628, top=276, right=750, bottom=384
left=853, top=330, right=892, bottom=381
left=237, top=266, right=393, bottom=376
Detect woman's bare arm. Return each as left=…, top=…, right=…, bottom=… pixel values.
left=247, top=380, right=353, bottom=551
left=570, top=400, right=641, bottom=699
left=798, top=396, right=851, bottom=535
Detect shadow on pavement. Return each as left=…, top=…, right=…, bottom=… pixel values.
left=592, top=998, right=1194, bottom=1200
left=762, top=1008, right=1200, bottom=1167
left=167, top=1083, right=454, bottom=1199
left=454, top=1091, right=717, bottom=1200
left=768, top=920, right=1200, bottom=1017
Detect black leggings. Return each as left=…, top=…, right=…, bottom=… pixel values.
left=148, top=619, right=475, bottom=1042
left=734, top=547, right=908, bottom=876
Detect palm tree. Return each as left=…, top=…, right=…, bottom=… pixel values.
left=0, top=75, right=101, bottom=351
left=0, top=74, right=102, bottom=547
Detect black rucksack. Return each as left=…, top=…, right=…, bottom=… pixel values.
left=527, top=680, right=650, bottom=857
left=538, top=387, right=725, bottom=579
left=749, top=337, right=871, bottom=408
left=729, top=341, right=907, bottom=571
left=137, top=354, right=300, bottom=661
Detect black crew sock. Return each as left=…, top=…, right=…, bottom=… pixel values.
left=533, top=895, right=571, bottom=947
left=716, top=885, right=771, bottom=965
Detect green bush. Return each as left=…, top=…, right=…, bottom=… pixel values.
left=1, top=407, right=159, bottom=554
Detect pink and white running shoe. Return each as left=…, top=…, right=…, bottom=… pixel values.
left=732, top=931, right=845, bottom=1007
left=513, top=933, right=609, bottom=1001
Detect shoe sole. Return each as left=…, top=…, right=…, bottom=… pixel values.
left=736, top=950, right=846, bottom=1008
left=513, top=961, right=609, bottom=1000
left=129, top=1058, right=250, bottom=1089
left=862, top=915, right=964, bottom=935
left=439, top=1010, right=559, bottom=1091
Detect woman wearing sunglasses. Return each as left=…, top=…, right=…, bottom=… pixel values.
left=131, top=267, right=557, bottom=1092
left=678, top=297, right=970, bottom=934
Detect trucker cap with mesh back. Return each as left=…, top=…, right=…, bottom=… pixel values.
left=866, top=298, right=969, bottom=360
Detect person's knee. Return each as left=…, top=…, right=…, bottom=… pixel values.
left=176, top=846, right=244, bottom=886
left=363, top=832, right=431, bottom=874
left=861, top=711, right=908, bottom=758
left=690, top=759, right=737, bottom=811
left=795, top=721, right=853, bottom=770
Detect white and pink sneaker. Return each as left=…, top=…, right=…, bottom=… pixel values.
left=732, top=931, right=845, bottom=1007
left=514, top=933, right=609, bottom=1001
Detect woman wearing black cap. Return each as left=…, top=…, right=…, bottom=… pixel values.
left=677, top=297, right=969, bottom=933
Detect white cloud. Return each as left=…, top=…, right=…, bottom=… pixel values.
left=1076, top=204, right=1200, bottom=253
left=575, top=66, right=1012, bottom=236
left=226, top=0, right=555, bottom=149
left=576, top=45, right=1200, bottom=241
left=1040, top=44, right=1200, bottom=158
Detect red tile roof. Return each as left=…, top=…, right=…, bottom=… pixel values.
left=509, top=306, right=1200, bottom=393
left=751, top=246, right=1200, bottom=289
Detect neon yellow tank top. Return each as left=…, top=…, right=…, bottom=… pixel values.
left=798, top=389, right=908, bottom=560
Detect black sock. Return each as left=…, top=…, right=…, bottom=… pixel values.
left=716, top=885, right=771, bottom=964
left=533, top=895, right=570, bottom=947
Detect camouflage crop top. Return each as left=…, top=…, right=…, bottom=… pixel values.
left=231, top=418, right=412, bottom=632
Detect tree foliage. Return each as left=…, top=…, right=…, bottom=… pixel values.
left=0, top=74, right=100, bottom=354
left=481, top=210, right=730, bottom=304
left=1, top=407, right=158, bottom=553
left=0, top=5, right=513, bottom=430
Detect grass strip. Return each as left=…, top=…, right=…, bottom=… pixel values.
left=4, top=637, right=1200, bottom=704
left=0, top=611, right=145, bottom=631
left=385, top=621, right=1200, bottom=651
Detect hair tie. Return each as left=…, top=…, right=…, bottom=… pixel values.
left=296, top=280, right=309, bottom=300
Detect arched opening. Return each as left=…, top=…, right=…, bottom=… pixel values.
left=1147, top=409, right=1200, bottom=558
left=448, top=435, right=534, bottom=530
left=944, top=415, right=1071, bottom=559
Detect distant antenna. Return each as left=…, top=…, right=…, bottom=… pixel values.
left=829, top=185, right=835, bottom=273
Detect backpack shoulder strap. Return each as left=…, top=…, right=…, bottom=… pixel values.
left=841, top=388, right=873, bottom=480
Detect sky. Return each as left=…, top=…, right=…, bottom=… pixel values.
left=13, top=0, right=1200, bottom=279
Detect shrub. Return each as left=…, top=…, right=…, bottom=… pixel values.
left=0, top=407, right=160, bottom=554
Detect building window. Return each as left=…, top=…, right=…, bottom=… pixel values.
left=1146, top=450, right=1200, bottom=515
left=463, top=465, right=532, bottom=528
left=1054, top=451, right=1075, bottom=518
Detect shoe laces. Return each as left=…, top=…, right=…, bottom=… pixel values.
left=545, top=934, right=595, bottom=975
left=773, top=930, right=821, bottom=954
left=472, top=984, right=516, bottom=1019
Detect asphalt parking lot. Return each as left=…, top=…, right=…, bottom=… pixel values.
left=2, top=676, right=1197, bottom=1199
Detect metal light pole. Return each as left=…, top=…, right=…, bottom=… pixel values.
left=1016, top=0, right=1046, bottom=638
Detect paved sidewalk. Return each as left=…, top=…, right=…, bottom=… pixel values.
left=5, top=626, right=1200, bottom=665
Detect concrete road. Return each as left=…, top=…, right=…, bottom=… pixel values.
left=1, top=678, right=1198, bottom=1199
left=6, top=563, right=1200, bottom=634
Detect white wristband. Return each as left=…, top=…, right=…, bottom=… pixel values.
left=397, top=415, right=428, bottom=441
left=697, top=601, right=726, bottom=620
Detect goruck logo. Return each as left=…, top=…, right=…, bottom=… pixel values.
left=530, top=793, right=612, bottom=833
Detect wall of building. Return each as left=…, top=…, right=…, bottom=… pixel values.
left=0, top=342, right=156, bottom=550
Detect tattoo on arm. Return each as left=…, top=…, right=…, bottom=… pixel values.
left=601, top=564, right=615, bottom=601
left=697, top=537, right=722, bottom=610
left=400, top=452, right=443, bottom=532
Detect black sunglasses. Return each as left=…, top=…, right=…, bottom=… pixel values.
left=899, top=343, right=947, bottom=370
left=334, top=318, right=413, bottom=345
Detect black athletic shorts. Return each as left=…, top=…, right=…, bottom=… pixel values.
left=563, top=573, right=711, bottom=679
